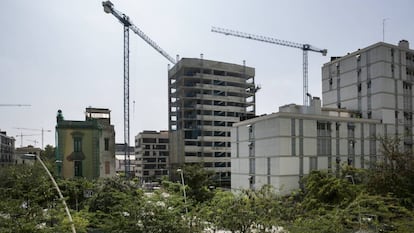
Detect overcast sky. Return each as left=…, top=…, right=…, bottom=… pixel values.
left=1, top=0, right=413, bottom=148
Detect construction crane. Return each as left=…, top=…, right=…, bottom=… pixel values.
left=15, top=133, right=41, bottom=147
left=26, top=139, right=39, bottom=147
left=14, top=127, right=51, bottom=149
left=102, top=1, right=176, bottom=178
left=211, top=26, right=327, bottom=106
left=0, top=104, right=31, bottom=107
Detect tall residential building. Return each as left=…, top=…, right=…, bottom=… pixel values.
left=0, top=130, right=15, bottom=166
left=135, top=130, right=169, bottom=182
left=168, top=57, right=257, bottom=187
left=322, top=40, right=414, bottom=150
left=55, top=108, right=116, bottom=179
left=231, top=98, right=384, bottom=194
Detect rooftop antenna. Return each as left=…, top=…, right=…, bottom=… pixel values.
left=383, top=18, right=389, bottom=42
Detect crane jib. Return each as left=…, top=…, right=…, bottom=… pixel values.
left=211, top=26, right=328, bottom=106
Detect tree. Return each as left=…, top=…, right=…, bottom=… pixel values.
left=0, top=164, right=85, bottom=232
left=204, top=190, right=256, bottom=233
left=173, top=164, right=215, bottom=203
left=40, top=144, right=57, bottom=176
left=366, top=136, right=414, bottom=208
left=285, top=168, right=414, bottom=233
left=301, top=170, right=358, bottom=211
left=58, top=178, right=94, bottom=211
left=86, top=177, right=193, bottom=232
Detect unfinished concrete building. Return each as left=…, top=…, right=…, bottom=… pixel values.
left=168, top=57, right=257, bottom=187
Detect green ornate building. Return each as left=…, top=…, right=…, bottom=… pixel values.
left=55, top=108, right=116, bottom=179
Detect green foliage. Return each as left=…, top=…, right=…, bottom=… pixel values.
left=86, top=177, right=195, bottom=232
left=203, top=187, right=285, bottom=233
left=366, top=136, right=414, bottom=208
left=285, top=167, right=414, bottom=233
left=0, top=165, right=62, bottom=232
left=3, top=138, right=414, bottom=233
left=41, top=145, right=57, bottom=176
left=176, top=164, right=216, bottom=203
left=302, top=170, right=358, bottom=210
left=204, top=190, right=255, bottom=232
left=288, top=210, right=345, bottom=233
left=58, top=177, right=94, bottom=211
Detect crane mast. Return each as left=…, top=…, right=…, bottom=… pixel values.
left=211, top=26, right=327, bottom=106
left=14, top=127, right=51, bottom=149
left=102, top=1, right=175, bottom=178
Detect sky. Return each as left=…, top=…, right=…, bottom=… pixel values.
left=1, top=0, right=413, bottom=148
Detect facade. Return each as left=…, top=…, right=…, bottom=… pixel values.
left=322, top=40, right=414, bottom=150
left=168, top=58, right=257, bottom=187
left=231, top=98, right=383, bottom=194
left=135, top=130, right=169, bottom=182
left=0, top=130, right=15, bottom=166
left=115, top=143, right=135, bottom=175
left=55, top=108, right=116, bottom=179
left=232, top=40, right=414, bottom=193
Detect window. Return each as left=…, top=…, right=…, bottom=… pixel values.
left=310, top=157, right=317, bottom=171
left=158, top=138, right=168, bottom=143
left=249, top=158, right=255, bottom=174
left=143, top=138, right=156, bottom=143
left=74, top=161, right=82, bottom=177
left=104, top=138, right=109, bottom=151
left=248, top=124, right=254, bottom=140
left=74, top=137, right=82, bottom=152
left=248, top=142, right=254, bottom=157
left=105, top=161, right=110, bottom=174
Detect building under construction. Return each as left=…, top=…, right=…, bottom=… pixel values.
left=168, top=57, right=257, bottom=187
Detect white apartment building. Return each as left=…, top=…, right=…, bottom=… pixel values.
left=231, top=40, right=414, bottom=193
left=231, top=98, right=383, bottom=194
left=322, top=40, right=414, bottom=150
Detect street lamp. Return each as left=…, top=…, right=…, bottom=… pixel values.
left=35, top=154, right=76, bottom=233
left=176, top=168, right=188, bottom=214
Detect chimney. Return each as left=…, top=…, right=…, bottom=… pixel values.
left=310, top=97, right=321, bottom=114
left=56, top=110, right=64, bottom=122
left=398, top=40, right=409, bottom=49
